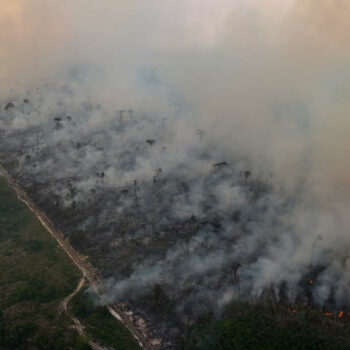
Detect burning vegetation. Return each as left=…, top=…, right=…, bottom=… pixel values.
left=1, top=82, right=350, bottom=348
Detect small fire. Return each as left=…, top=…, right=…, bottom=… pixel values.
left=338, top=311, right=344, bottom=318
left=309, top=280, right=314, bottom=284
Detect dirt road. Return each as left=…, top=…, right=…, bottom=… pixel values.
left=0, top=164, right=158, bottom=350
left=62, top=275, right=86, bottom=313
left=61, top=276, right=112, bottom=350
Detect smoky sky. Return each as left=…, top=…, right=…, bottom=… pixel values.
left=2, top=0, right=350, bottom=190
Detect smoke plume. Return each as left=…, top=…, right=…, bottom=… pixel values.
left=1, top=0, right=350, bottom=326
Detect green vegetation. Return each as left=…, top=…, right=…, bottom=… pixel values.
left=0, top=177, right=80, bottom=308
left=70, top=287, right=141, bottom=350
left=183, top=302, right=350, bottom=350
left=0, top=176, right=89, bottom=349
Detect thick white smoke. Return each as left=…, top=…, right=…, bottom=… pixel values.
left=1, top=0, right=350, bottom=316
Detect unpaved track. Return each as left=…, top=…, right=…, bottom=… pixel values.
left=0, top=164, right=157, bottom=350
left=62, top=276, right=112, bottom=350
left=62, top=275, right=86, bottom=312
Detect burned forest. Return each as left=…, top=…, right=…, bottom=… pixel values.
left=1, top=80, right=349, bottom=348
left=2, top=0, right=350, bottom=348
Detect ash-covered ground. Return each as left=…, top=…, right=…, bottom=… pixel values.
left=1, top=84, right=348, bottom=347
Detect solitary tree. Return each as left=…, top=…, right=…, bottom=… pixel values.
left=54, top=117, right=62, bottom=130
left=96, top=172, right=105, bottom=184
left=146, top=139, right=156, bottom=146
left=213, top=161, right=228, bottom=170
left=133, top=179, right=139, bottom=205
left=53, top=117, right=63, bottom=141
left=4, top=102, right=15, bottom=111
left=67, top=181, right=76, bottom=198
left=190, top=214, right=198, bottom=223
left=232, top=262, right=241, bottom=283
left=153, top=168, right=162, bottom=183
left=118, top=110, right=126, bottom=124
left=35, top=133, right=40, bottom=149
